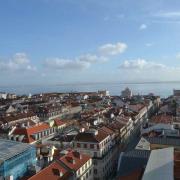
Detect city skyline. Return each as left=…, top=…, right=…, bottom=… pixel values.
left=1, top=0, right=180, bottom=86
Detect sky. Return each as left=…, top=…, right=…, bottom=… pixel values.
left=1, top=0, right=180, bottom=86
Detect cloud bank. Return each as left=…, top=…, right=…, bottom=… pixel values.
left=44, top=42, right=127, bottom=71
left=0, top=53, right=36, bottom=72
left=119, top=59, right=166, bottom=70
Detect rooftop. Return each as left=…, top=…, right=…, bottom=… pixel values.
left=117, top=150, right=150, bottom=177
left=29, top=161, right=71, bottom=180
left=12, top=123, right=50, bottom=143
left=119, top=168, right=143, bottom=180
left=0, top=138, right=34, bottom=164
left=145, top=136, right=180, bottom=147
left=74, top=129, right=109, bottom=143
left=128, top=104, right=145, bottom=113
left=0, top=112, right=36, bottom=124
left=59, top=150, right=91, bottom=171
left=150, top=114, right=173, bottom=124
left=54, top=119, right=66, bottom=127
left=142, top=147, right=174, bottom=180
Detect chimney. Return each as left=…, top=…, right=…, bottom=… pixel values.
left=73, top=151, right=82, bottom=159
left=93, top=129, right=98, bottom=136
left=53, top=168, right=63, bottom=177
left=66, top=156, right=75, bottom=164
left=59, top=171, right=63, bottom=177
left=21, top=123, right=25, bottom=128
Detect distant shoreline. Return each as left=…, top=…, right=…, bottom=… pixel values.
left=1, top=81, right=180, bottom=88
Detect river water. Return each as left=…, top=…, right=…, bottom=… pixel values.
left=0, top=82, right=180, bottom=97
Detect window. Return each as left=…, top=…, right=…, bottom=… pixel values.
left=94, top=152, right=97, bottom=157
left=93, top=159, right=97, bottom=165
left=77, top=143, right=81, bottom=148
left=97, top=144, right=100, bottom=149
left=84, top=144, right=87, bottom=148
left=90, top=144, right=94, bottom=149
left=94, top=169, right=98, bottom=175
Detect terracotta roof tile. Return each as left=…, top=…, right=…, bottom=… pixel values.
left=174, top=152, right=180, bottom=179
left=100, top=126, right=114, bottom=135
left=59, top=150, right=91, bottom=171
left=150, top=114, right=173, bottom=124
left=54, top=119, right=66, bottom=127
left=74, top=129, right=109, bottom=143
left=13, top=123, right=50, bottom=143
left=129, top=104, right=145, bottom=112
left=28, top=161, right=71, bottom=180
left=0, top=112, right=36, bottom=124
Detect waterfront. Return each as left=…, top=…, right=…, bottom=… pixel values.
left=1, top=82, right=180, bottom=97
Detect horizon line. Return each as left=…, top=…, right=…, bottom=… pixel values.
left=1, top=80, right=180, bottom=88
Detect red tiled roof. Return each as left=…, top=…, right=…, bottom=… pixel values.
left=107, top=121, right=125, bottom=131
left=150, top=114, right=173, bottom=124
left=74, top=129, right=109, bottom=143
left=116, top=115, right=131, bottom=124
left=129, top=104, right=145, bottom=112
left=59, top=150, right=91, bottom=171
left=54, top=119, right=66, bottom=127
left=174, top=151, right=180, bottom=179
left=0, top=112, right=36, bottom=124
left=13, top=123, right=50, bottom=143
left=28, top=161, right=71, bottom=180
left=100, top=126, right=114, bottom=135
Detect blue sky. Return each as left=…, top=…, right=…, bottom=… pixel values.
left=1, top=0, right=180, bottom=86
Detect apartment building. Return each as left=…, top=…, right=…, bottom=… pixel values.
left=29, top=149, right=93, bottom=180
left=0, top=139, right=36, bottom=180
left=9, top=122, right=57, bottom=144
left=73, top=128, right=118, bottom=180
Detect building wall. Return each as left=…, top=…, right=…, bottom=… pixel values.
left=76, top=159, right=93, bottom=180
left=0, top=146, right=36, bottom=180
left=150, top=144, right=180, bottom=151
left=73, top=135, right=111, bottom=158
left=93, top=146, right=119, bottom=180
left=73, top=136, right=118, bottom=180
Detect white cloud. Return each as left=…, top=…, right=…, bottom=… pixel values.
left=139, top=24, right=147, bottom=30
left=44, top=42, right=127, bottom=71
left=176, top=52, right=180, bottom=60
left=78, top=54, right=108, bottom=63
left=0, top=53, right=36, bottom=72
left=153, top=11, right=180, bottom=18
left=103, top=14, right=124, bottom=21
left=118, top=59, right=180, bottom=82
left=78, top=54, right=99, bottom=63
left=151, top=11, right=180, bottom=24
left=44, top=58, right=90, bottom=70
left=98, top=42, right=127, bottom=56
left=26, top=65, right=37, bottom=71
left=13, top=53, right=29, bottom=64
left=119, top=59, right=166, bottom=70
left=145, top=43, right=153, bottom=47
left=44, top=53, right=107, bottom=71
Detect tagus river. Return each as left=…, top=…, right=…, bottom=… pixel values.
left=1, top=82, right=180, bottom=98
